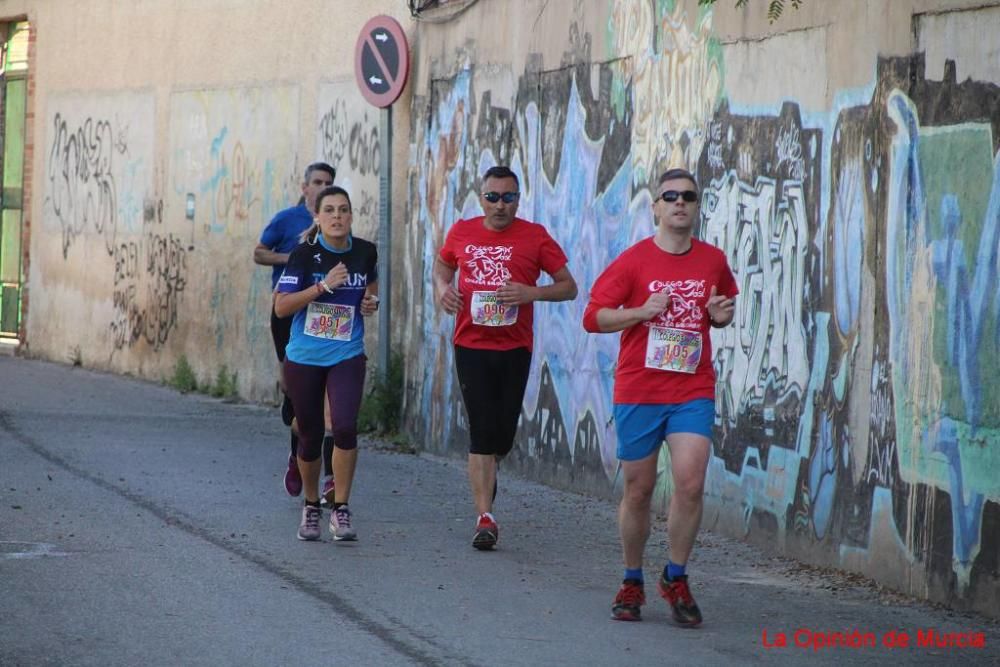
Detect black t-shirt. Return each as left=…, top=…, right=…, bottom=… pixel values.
left=277, top=235, right=378, bottom=365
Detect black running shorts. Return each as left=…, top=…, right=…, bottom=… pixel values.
left=454, top=345, right=532, bottom=457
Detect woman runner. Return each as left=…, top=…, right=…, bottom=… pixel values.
left=274, top=185, right=379, bottom=541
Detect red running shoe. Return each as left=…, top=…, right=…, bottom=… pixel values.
left=472, top=513, right=498, bottom=550
left=658, top=575, right=703, bottom=627
left=611, top=580, right=646, bottom=621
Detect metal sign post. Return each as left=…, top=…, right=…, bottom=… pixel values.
left=377, top=105, right=391, bottom=385
left=355, top=15, right=409, bottom=386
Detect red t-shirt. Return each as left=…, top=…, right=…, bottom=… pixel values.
left=439, top=216, right=569, bottom=351
left=582, top=237, right=738, bottom=404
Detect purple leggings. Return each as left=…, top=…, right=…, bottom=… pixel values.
left=284, top=354, right=366, bottom=462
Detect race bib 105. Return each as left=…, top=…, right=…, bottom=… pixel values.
left=645, top=326, right=702, bottom=373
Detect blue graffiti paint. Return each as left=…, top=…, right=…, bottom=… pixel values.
left=120, top=158, right=145, bottom=234
left=516, top=80, right=632, bottom=439
left=886, top=91, right=998, bottom=571
left=210, top=127, right=228, bottom=156
left=930, top=417, right=985, bottom=565
left=417, top=67, right=474, bottom=450
left=833, top=160, right=864, bottom=334
left=932, top=169, right=1000, bottom=428
left=808, top=412, right=837, bottom=540
left=886, top=94, right=928, bottom=371
left=210, top=271, right=226, bottom=352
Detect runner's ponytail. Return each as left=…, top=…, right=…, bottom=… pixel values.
left=300, top=221, right=320, bottom=245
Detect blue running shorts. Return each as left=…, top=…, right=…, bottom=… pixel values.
left=613, top=399, right=715, bottom=461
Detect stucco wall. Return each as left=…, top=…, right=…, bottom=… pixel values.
left=402, top=0, right=1000, bottom=616
left=10, top=0, right=411, bottom=400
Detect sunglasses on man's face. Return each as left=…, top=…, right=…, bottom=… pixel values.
left=482, top=191, right=519, bottom=204
left=659, top=190, right=698, bottom=203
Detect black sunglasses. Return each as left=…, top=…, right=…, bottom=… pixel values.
left=660, top=190, right=698, bottom=203
left=482, top=191, right=519, bottom=204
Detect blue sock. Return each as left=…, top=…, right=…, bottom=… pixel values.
left=624, top=568, right=644, bottom=583
left=665, top=561, right=686, bottom=581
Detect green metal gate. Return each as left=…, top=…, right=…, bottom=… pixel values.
left=0, top=20, right=28, bottom=340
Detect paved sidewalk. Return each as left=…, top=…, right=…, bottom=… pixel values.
left=1, top=355, right=997, bottom=666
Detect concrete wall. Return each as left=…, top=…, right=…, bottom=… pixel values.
left=403, top=0, right=1000, bottom=616
left=9, top=0, right=998, bottom=617
left=10, top=0, right=411, bottom=400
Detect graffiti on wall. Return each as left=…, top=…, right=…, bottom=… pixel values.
left=40, top=87, right=303, bottom=378
left=44, top=93, right=153, bottom=259
left=689, top=55, right=1000, bottom=604
left=406, top=2, right=999, bottom=612
left=47, top=114, right=129, bottom=259
left=882, top=69, right=1000, bottom=587
left=406, top=4, right=747, bottom=491
left=169, top=86, right=300, bottom=242
left=699, top=101, right=819, bottom=476
left=167, top=86, right=301, bottom=377
left=41, top=94, right=193, bottom=353
left=109, top=203, right=189, bottom=351
left=316, top=80, right=381, bottom=239
left=610, top=0, right=722, bottom=185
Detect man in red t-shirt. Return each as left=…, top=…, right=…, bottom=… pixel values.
left=434, top=165, right=577, bottom=551
left=583, top=168, right=737, bottom=626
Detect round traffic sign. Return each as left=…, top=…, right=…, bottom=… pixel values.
left=355, top=15, right=410, bottom=108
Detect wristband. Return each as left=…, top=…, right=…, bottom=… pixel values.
left=320, top=280, right=334, bottom=294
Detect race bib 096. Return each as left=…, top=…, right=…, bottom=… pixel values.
left=471, top=291, right=518, bottom=327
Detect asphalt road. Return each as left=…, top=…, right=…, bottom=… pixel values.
left=1, top=355, right=997, bottom=666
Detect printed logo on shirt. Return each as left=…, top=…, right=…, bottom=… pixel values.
left=311, top=272, right=370, bottom=289
left=646, top=279, right=706, bottom=328
left=278, top=274, right=299, bottom=286
left=463, top=244, right=513, bottom=286
left=314, top=253, right=322, bottom=263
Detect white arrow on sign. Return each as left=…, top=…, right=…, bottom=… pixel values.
left=369, top=75, right=383, bottom=85
left=375, top=32, right=388, bottom=42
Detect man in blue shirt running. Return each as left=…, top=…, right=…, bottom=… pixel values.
left=254, top=162, right=336, bottom=500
